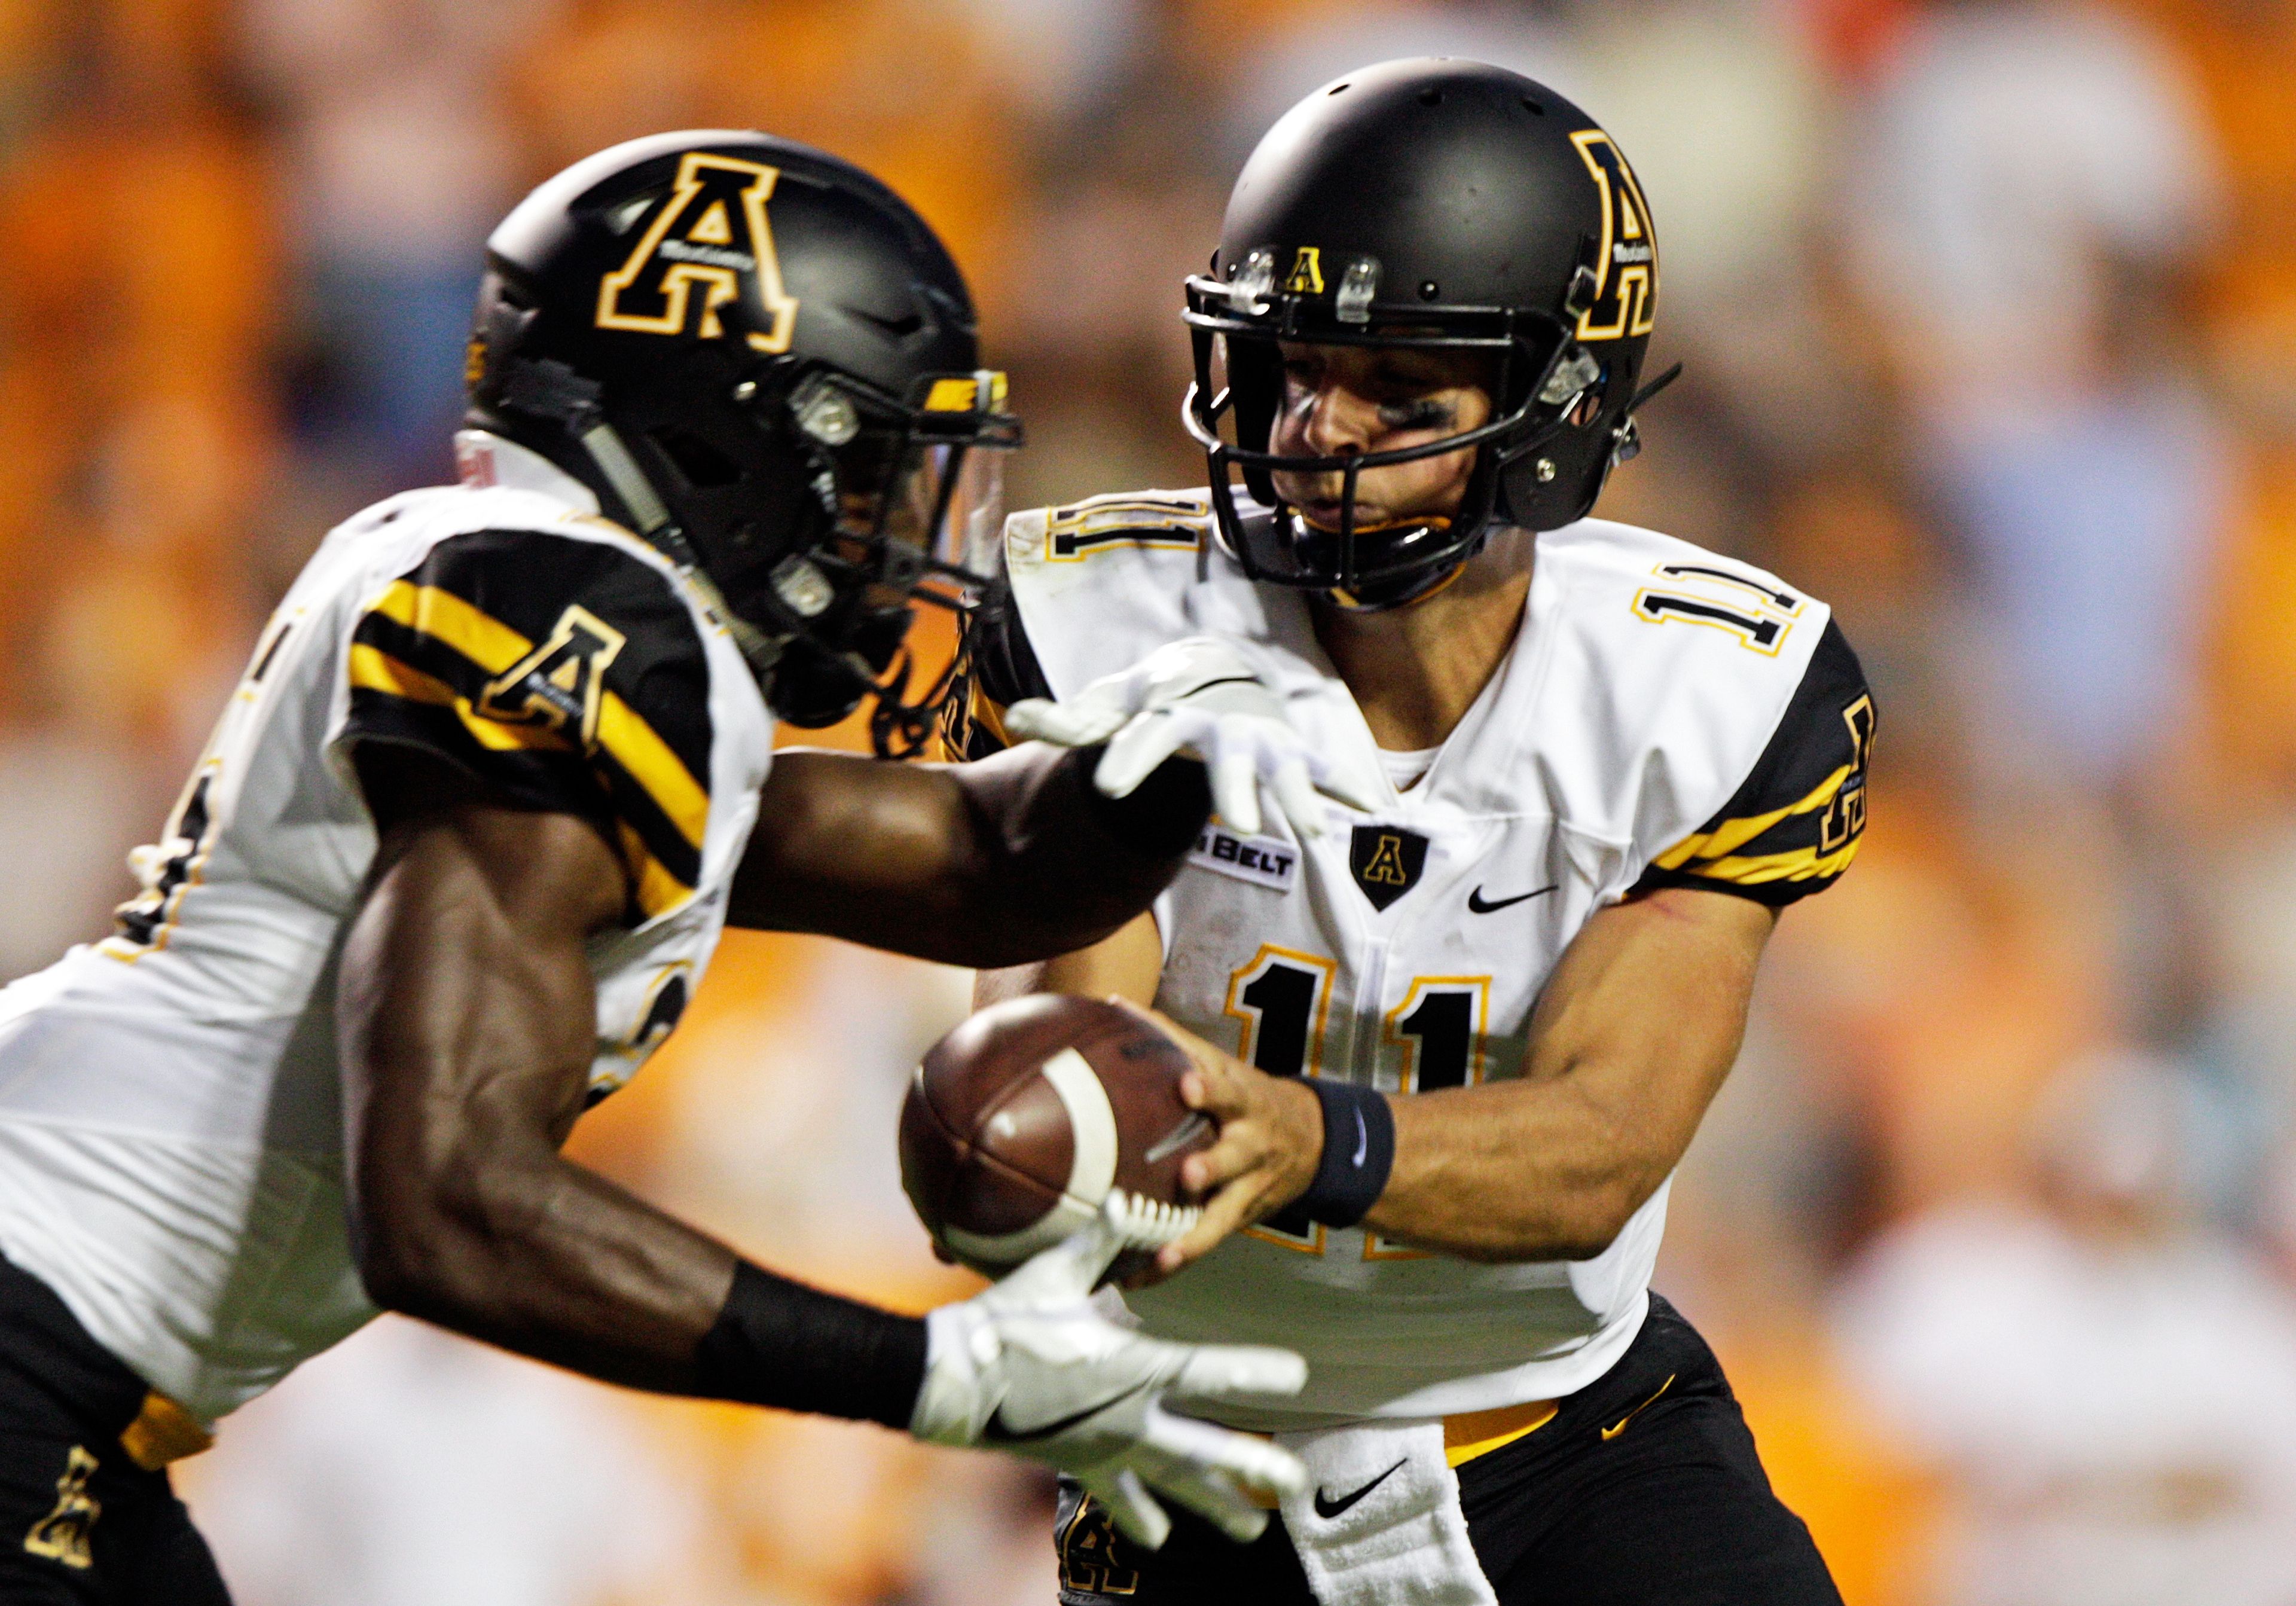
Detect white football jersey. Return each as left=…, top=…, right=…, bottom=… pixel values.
left=963, top=490, right=1871, bottom=1428
left=0, top=435, right=773, bottom=1424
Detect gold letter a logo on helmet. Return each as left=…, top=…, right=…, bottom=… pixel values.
left=1568, top=131, right=1657, bottom=343
left=596, top=152, right=800, bottom=353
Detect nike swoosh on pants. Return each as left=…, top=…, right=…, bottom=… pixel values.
left=1599, top=1374, right=1675, bottom=1442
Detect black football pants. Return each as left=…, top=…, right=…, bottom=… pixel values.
left=0, top=1254, right=232, bottom=1604
left=1055, top=1294, right=1843, bottom=1606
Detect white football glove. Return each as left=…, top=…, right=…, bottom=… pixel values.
left=1002, top=637, right=1379, bottom=840
left=911, top=1199, right=1309, bottom=1548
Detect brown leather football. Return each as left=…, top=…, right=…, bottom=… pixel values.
left=900, top=994, right=1212, bottom=1276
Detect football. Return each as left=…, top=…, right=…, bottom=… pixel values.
left=899, top=994, right=1213, bottom=1276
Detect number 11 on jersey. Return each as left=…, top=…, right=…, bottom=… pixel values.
left=1366, top=978, right=1491, bottom=1259
left=1220, top=950, right=1492, bottom=1259
left=1223, top=946, right=1336, bottom=1253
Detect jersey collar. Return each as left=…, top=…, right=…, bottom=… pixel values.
left=453, top=429, right=602, bottom=515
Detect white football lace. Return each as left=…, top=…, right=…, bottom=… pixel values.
left=1104, top=1190, right=1201, bottom=1250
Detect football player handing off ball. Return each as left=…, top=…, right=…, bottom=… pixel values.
left=964, top=62, right=1873, bottom=1606
left=0, top=132, right=1327, bottom=1603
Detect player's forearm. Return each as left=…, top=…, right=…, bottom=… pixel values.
left=350, top=1122, right=734, bottom=1388
left=341, top=808, right=926, bottom=1417
left=346, top=1027, right=929, bottom=1416
left=1361, top=1078, right=1673, bottom=1261
left=942, top=744, right=1206, bottom=963
left=733, top=744, right=1207, bottom=967
left=340, top=845, right=731, bottom=1386
left=352, top=1133, right=926, bottom=1422
left=1361, top=890, right=1769, bottom=1261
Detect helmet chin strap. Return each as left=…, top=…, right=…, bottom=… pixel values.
left=576, top=415, right=941, bottom=744
left=1322, top=554, right=1471, bottom=613
left=1294, top=507, right=1480, bottom=612
left=574, top=408, right=971, bottom=750
left=575, top=416, right=787, bottom=683
left=494, top=353, right=789, bottom=683
left=578, top=420, right=674, bottom=535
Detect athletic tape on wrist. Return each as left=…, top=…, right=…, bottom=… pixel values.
left=1296, top=1079, right=1395, bottom=1228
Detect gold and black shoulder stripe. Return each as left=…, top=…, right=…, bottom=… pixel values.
left=1043, top=494, right=1207, bottom=560
left=344, top=529, right=713, bottom=921
left=1636, top=618, right=1874, bottom=907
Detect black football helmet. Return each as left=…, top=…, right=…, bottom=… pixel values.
left=466, top=129, right=1019, bottom=752
left=1183, top=59, right=1678, bottom=606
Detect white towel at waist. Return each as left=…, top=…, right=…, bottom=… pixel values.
left=1274, top=1418, right=1498, bottom=1606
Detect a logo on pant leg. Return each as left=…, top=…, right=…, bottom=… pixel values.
left=23, top=1445, right=100, bottom=1570
left=1057, top=1495, right=1141, bottom=1597
left=1348, top=825, right=1428, bottom=911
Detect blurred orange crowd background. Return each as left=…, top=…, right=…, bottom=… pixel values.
left=7, top=1, right=2296, bottom=1602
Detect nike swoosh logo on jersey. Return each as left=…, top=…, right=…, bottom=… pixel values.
left=1313, top=1459, right=1406, bottom=1520
left=1467, top=884, right=1556, bottom=914
left=1599, top=1373, right=1675, bottom=1442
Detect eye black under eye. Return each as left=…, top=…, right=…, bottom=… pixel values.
left=1378, top=398, right=1456, bottom=430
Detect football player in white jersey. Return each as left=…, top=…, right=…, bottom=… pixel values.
left=959, top=63, right=1870, bottom=1606
left=0, top=132, right=1335, bottom=1602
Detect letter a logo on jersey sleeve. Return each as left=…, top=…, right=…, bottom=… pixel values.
left=478, top=604, right=627, bottom=751
left=1349, top=825, right=1429, bottom=912
left=1568, top=130, right=1657, bottom=342
left=596, top=151, right=800, bottom=353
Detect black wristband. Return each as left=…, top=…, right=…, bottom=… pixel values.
left=1294, top=1079, right=1396, bottom=1229
left=1074, top=745, right=1213, bottom=858
left=691, top=1261, right=927, bottom=1430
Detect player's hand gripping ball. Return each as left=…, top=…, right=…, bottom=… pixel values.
left=902, top=995, right=1214, bottom=1278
